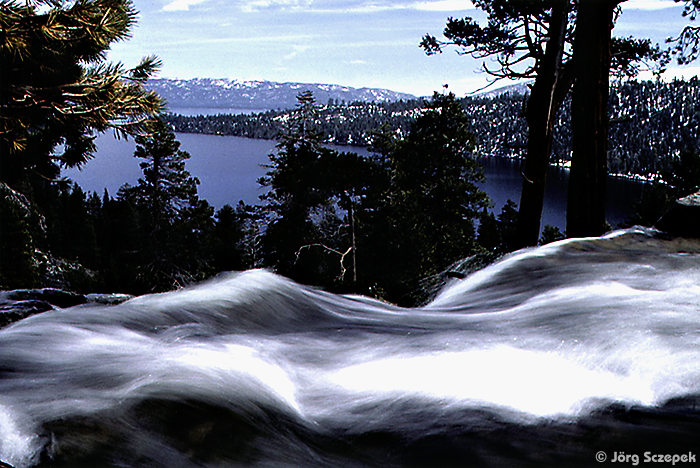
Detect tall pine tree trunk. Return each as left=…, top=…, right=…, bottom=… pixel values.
left=515, top=1, right=571, bottom=248
left=567, top=0, right=619, bottom=238
left=347, top=199, right=357, bottom=284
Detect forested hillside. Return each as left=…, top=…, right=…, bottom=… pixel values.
left=148, top=78, right=417, bottom=111
left=166, top=99, right=425, bottom=145
left=166, top=78, right=700, bottom=180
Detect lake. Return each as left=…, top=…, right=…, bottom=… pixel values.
left=64, top=133, right=645, bottom=232
left=479, top=157, right=646, bottom=230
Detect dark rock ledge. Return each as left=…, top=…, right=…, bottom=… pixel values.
left=655, top=190, right=700, bottom=239
left=0, top=289, right=133, bottom=328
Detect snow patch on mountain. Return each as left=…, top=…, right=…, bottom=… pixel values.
left=147, top=78, right=417, bottom=111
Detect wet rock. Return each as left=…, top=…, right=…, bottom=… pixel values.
left=0, top=299, right=53, bottom=327
left=86, top=293, right=134, bottom=305
left=5, top=288, right=86, bottom=308
left=0, top=288, right=85, bottom=328
left=655, top=191, right=700, bottom=238
left=0, top=289, right=134, bottom=328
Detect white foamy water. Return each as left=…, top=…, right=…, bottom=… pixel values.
left=1, top=227, right=699, bottom=467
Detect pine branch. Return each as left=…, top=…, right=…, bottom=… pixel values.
left=294, top=243, right=353, bottom=281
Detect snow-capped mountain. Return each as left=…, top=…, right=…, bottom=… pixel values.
left=476, top=80, right=532, bottom=98
left=147, top=78, right=417, bottom=111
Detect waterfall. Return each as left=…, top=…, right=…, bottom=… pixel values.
left=1, top=227, right=699, bottom=467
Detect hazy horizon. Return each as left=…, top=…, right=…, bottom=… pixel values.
left=107, top=0, right=699, bottom=98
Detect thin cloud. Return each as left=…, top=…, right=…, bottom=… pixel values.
left=283, top=44, right=312, bottom=60
left=335, top=1, right=474, bottom=13
left=162, top=0, right=672, bottom=14
left=413, top=0, right=474, bottom=12
left=145, top=34, right=314, bottom=47
left=163, top=0, right=211, bottom=11
left=623, top=0, right=680, bottom=10
left=239, top=0, right=312, bottom=12
left=233, top=0, right=474, bottom=13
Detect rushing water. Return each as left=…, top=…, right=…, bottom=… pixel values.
left=65, top=134, right=644, bottom=230
left=1, top=227, right=699, bottom=467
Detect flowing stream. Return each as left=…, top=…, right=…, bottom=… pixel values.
left=1, top=227, right=699, bottom=467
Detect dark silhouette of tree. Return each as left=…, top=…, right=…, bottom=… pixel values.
left=48, top=184, right=98, bottom=268
left=258, top=92, right=331, bottom=283
left=664, top=148, right=700, bottom=197
left=0, top=184, right=39, bottom=288
left=95, top=188, right=141, bottom=290
left=368, top=93, right=490, bottom=304
left=669, top=0, right=700, bottom=65
left=539, top=224, right=565, bottom=245
left=422, top=0, right=574, bottom=248
left=260, top=92, right=386, bottom=289
left=212, top=202, right=260, bottom=272
left=423, top=0, right=663, bottom=245
left=566, top=0, right=668, bottom=238
left=130, top=118, right=200, bottom=225
left=478, top=199, right=518, bottom=253
left=119, top=117, right=211, bottom=292
left=567, top=0, right=621, bottom=238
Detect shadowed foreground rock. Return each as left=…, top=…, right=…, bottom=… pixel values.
left=0, top=289, right=132, bottom=328
left=655, top=190, right=700, bottom=238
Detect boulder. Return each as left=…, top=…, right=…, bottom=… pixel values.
left=0, top=289, right=85, bottom=328
left=0, top=289, right=134, bottom=328
left=5, top=288, right=87, bottom=308
left=0, top=299, right=53, bottom=327
left=85, top=293, right=134, bottom=305
left=655, top=191, right=700, bottom=238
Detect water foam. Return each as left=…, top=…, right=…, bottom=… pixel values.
left=0, top=405, right=40, bottom=468
left=1, top=228, right=699, bottom=467
left=328, top=346, right=655, bottom=418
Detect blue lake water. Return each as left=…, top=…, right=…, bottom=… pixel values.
left=65, top=133, right=277, bottom=207
left=479, top=157, right=646, bottom=230
left=64, top=133, right=645, bottom=232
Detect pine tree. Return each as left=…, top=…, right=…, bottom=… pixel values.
left=368, top=93, right=491, bottom=305
left=120, top=117, right=207, bottom=292
left=423, top=0, right=663, bottom=245
left=669, top=0, right=700, bottom=65
left=212, top=202, right=260, bottom=272
left=259, top=92, right=387, bottom=289
left=131, top=119, right=199, bottom=225
left=422, top=1, right=573, bottom=247
left=0, top=0, right=163, bottom=190
left=0, top=183, right=40, bottom=288
left=258, top=92, right=328, bottom=282
left=1, top=0, right=163, bottom=290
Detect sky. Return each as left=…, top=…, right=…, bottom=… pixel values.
left=107, top=0, right=700, bottom=97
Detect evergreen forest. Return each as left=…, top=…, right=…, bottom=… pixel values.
left=167, top=78, right=700, bottom=181
left=2, top=0, right=700, bottom=307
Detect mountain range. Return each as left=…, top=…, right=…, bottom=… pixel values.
left=475, top=80, right=532, bottom=98
left=166, top=78, right=700, bottom=181
left=147, top=78, right=417, bottom=111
